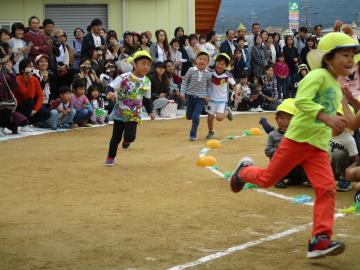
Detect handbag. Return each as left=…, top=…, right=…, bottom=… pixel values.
left=0, top=74, right=17, bottom=112
left=160, top=100, right=177, bottom=118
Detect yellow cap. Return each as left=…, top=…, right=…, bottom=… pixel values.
left=237, top=23, right=246, bottom=31
left=127, top=50, right=152, bottom=63
left=307, top=32, right=360, bottom=70
left=215, top=53, right=231, bottom=62
left=276, top=98, right=298, bottom=116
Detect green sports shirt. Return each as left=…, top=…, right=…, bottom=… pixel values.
left=285, top=68, right=342, bottom=151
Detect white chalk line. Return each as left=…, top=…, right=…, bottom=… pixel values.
left=166, top=213, right=345, bottom=270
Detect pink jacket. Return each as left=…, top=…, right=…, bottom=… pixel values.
left=274, top=62, right=289, bottom=78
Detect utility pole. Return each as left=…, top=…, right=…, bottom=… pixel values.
left=301, top=0, right=311, bottom=28
left=220, top=10, right=225, bottom=33
left=251, top=10, right=257, bottom=25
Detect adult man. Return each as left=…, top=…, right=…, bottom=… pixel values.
left=294, top=26, right=308, bottom=54
left=81, top=18, right=105, bottom=59
left=219, top=29, right=236, bottom=58
left=313, top=24, right=322, bottom=44
left=23, top=16, right=51, bottom=62
left=42, top=19, right=55, bottom=44
left=245, top=23, right=261, bottom=61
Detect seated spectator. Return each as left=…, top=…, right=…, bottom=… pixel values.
left=186, top=34, right=199, bottom=65
left=69, top=27, right=84, bottom=72
left=150, top=29, right=171, bottom=63
left=150, top=61, right=172, bottom=114
left=237, top=83, right=267, bottom=112
left=169, top=38, right=184, bottom=76
left=105, top=30, right=121, bottom=61
left=178, top=35, right=192, bottom=76
left=41, top=86, right=76, bottom=129
left=9, top=23, right=30, bottom=74
left=0, top=29, right=12, bottom=65
left=261, top=64, right=278, bottom=100
left=123, top=31, right=141, bottom=56
left=164, top=60, right=183, bottom=109
left=23, top=16, right=51, bottom=62
left=139, top=32, right=150, bottom=53
left=71, top=78, right=93, bottom=127
left=87, top=84, right=108, bottom=124
left=73, top=58, right=100, bottom=92
left=32, top=54, right=57, bottom=103
left=232, top=72, right=251, bottom=110
left=204, top=30, right=218, bottom=67
left=81, top=18, right=105, bottom=59
left=90, top=47, right=105, bottom=76
left=14, top=58, right=51, bottom=131
left=0, top=60, right=28, bottom=135
left=294, top=64, right=309, bottom=95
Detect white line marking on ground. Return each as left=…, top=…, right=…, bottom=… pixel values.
left=166, top=213, right=346, bottom=270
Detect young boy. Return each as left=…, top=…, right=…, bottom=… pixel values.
left=232, top=72, right=251, bottom=110
left=48, top=86, right=76, bottom=129
left=180, top=51, right=212, bottom=141
left=329, top=105, right=358, bottom=191
left=105, top=50, right=155, bottom=166
left=265, top=98, right=307, bottom=188
left=231, top=33, right=360, bottom=258
left=206, top=53, right=236, bottom=139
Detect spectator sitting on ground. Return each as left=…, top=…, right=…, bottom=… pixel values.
left=71, top=78, right=93, bottom=127
left=164, top=60, right=183, bottom=109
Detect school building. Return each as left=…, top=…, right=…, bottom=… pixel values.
left=0, top=0, right=221, bottom=40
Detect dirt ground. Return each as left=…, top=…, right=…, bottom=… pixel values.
left=0, top=113, right=359, bottom=270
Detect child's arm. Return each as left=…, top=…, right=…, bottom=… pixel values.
left=143, top=81, right=155, bottom=120
left=264, top=133, right=277, bottom=158
left=180, top=68, right=191, bottom=98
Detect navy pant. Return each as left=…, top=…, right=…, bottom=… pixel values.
left=186, top=95, right=205, bottom=138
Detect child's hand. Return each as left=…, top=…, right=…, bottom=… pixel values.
left=149, top=112, right=156, bottom=120
left=319, top=113, right=348, bottom=134
left=82, top=104, right=87, bottom=109
left=106, top=92, right=116, bottom=101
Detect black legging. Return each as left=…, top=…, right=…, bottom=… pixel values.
left=16, top=99, right=50, bottom=124
left=107, top=120, right=138, bottom=158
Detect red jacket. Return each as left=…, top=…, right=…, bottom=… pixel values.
left=14, top=75, right=44, bottom=112
left=23, top=31, right=51, bottom=60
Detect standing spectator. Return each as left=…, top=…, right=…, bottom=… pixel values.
left=236, top=24, right=247, bottom=46
left=204, top=31, right=218, bottom=67
left=219, top=29, right=236, bottom=58
left=245, top=23, right=261, bottom=60
left=33, top=54, right=57, bottom=103
left=260, top=30, right=269, bottom=44
left=250, top=34, right=267, bottom=77
left=300, top=36, right=316, bottom=68
left=100, top=28, right=107, bottom=40
left=294, top=26, right=308, bottom=54
left=313, top=24, right=322, bottom=44
left=0, top=29, right=12, bottom=66
left=9, top=23, right=30, bottom=74
left=267, top=34, right=277, bottom=64
left=237, top=37, right=250, bottom=72
left=272, top=33, right=282, bottom=56
left=70, top=28, right=84, bottom=72
left=23, top=16, right=51, bottom=62
left=42, top=19, right=55, bottom=44
left=169, top=38, right=183, bottom=76
left=53, top=29, right=70, bottom=80
left=81, top=19, right=105, bottom=59
left=14, top=58, right=51, bottom=129
left=186, top=34, right=199, bottom=65
left=139, top=32, right=150, bottom=53
left=273, top=53, right=289, bottom=100
left=132, top=32, right=140, bottom=45
left=178, top=35, right=192, bottom=76
left=174, top=27, right=185, bottom=39
left=150, top=29, right=170, bottom=62
left=232, top=49, right=247, bottom=82
left=283, top=35, right=299, bottom=98
left=123, top=31, right=140, bottom=56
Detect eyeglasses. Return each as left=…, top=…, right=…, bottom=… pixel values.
left=56, top=34, right=65, bottom=38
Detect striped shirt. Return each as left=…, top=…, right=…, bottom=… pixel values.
left=180, top=67, right=212, bottom=98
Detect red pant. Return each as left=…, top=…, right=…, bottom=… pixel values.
left=240, top=138, right=336, bottom=237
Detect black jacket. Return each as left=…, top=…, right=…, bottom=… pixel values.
left=81, top=33, right=105, bottom=59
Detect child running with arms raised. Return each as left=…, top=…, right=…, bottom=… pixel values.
left=105, top=51, right=155, bottom=166
left=230, top=33, right=360, bottom=258
left=206, top=53, right=235, bottom=139
left=180, top=51, right=212, bottom=141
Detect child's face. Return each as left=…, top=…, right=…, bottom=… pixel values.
left=235, top=51, right=241, bottom=59
left=75, top=87, right=86, bottom=96
left=165, top=62, right=175, bottom=74
left=196, top=55, right=209, bottom=70
left=133, top=58, right=151, bottom=77
left=155, top=66, right=165, bottom=76
left=240, top=77, right=247, bottom=85
left=91, top=90, right=99, bottom=99
left=326, top=48, right=356, bottom=77
left=265, top=67, right=274, bottom=77
left=276, top=111, right=293, bottom=132
left=300, top=69, right=308, bottom=77
left=278, top=56, right=284, bottom=63
left=60, top=92, right=71, bottom=102
left=215, top=60, right=226, bottom=73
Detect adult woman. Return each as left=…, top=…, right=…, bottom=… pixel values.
left=300, top=36, right=316, bottom=68
left=150, top=29, right=170, bottom=62
left=178, top=35, right=192, bottom=76
left=204, top=30, right=218, bottom=67
left=266, top=34, right=277, bottom=64
left=105, top=30, right=121, bottom=61
left=272, top=33, right=282, bottom=57
left=169, top=38, right=184, bottom=76
left=123, top=31, right=141, bottom=56
left=139, top=32, right=150, bottom=53
left=70, top=27, right=84, bottom=71
left=73, top=57, right=100, bottom=92
left=174, top=26, right=185, bottom=39
left=33, top=54, right=57, bottom=102
left=250, top=34, right=267, bottom=77
left=9, top=23, right=30, bottom=74
left=186, top=34, right=199, bottom=65
left=260, top=30, right=269, bottom=44
left=0, top=29, right=12, bottom=66
left=283, top=35, right=299, bottom=98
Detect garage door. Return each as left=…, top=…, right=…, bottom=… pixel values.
left=45, top=5, right=108, bottom=41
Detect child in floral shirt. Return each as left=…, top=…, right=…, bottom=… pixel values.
left=105, top=50, right=155, bottom=166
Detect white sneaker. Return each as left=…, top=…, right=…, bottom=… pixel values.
left=3, top=127, right=12, bottom=134
left=19, top=125, right=34, bottom=133
left=250, top=106, right=263, bottom=112
left=0, top=128, right=5, bottom=137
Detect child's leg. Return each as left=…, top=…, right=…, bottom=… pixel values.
left=62, top=109, right=76, bottom=125
left=207, top=114, right=214, bottom=132
left=190, top=97, right=205, bottom=138
left=107, top=120, right=126, bottom=158
left=123, top=121, right=138, bottom=143
left=330, top=148, right=351, bottom=179
left=301, top=151, right=336, bottom=238
left=186, top=95, right=195, bottom=120
left=239, top=138, right=307, bottom=187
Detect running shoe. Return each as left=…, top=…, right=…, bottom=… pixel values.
left=226, top=107, right=234, bottom=121
left=206, top=131, right=215, bottom=139
left=230, top=157, right=253, bottom=193
left=337, top=178, right=352, bottom=192
left=307, top=234, right=345, bottom=259
left=104, top=157, right=115, bottom=166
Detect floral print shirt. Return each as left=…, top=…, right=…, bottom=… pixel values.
left=109, top=72, right=151, bottom=123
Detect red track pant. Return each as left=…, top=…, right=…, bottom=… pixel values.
left=239, top=138, right=336, bottom=237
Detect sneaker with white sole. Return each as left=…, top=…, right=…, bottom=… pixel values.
left=250, top=106, right=263, bottom=112
left=104, top=157, right=115, bottom=166
left=0, top=128, right=5, bottom=137
left=226, top=107, right=234, bottom=121
left=337, top=177, right=352, bottom=192
left=19, top=125, right=34, bottom=132
left=230, top=157, right=254, bottom=193
left=206, top=131, right=215, bottom=139
left=307, top=235, right=345, bottom=259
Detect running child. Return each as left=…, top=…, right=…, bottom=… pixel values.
left=206, top=53, right=236, bottom=139
left=180, top=51, right=212, bottom=141
left=105, top=50, right=155, bottom=166
left=230, top=32, right=360, bottom=258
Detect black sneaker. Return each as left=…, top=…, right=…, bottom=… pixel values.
left=122, top=141, right=131, bottom=149
left=307, top=235, right=345, bottom=259
left=230, top=157, right=253, bottom=193
left=206, top=131, right=215, bottom=139
left=354, top=190, right=360, bottom=203
left=275, top=180, right=287, bottom=189
left=337, top=177, right=352, bottom=192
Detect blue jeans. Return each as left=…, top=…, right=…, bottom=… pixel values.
left=286, top=72, right=297, bottom=98
left=186, top=95, right=205, bottom=138
left=277, top=78, right=287, bottom=99
left=74, top=108, right=93, bottom=123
